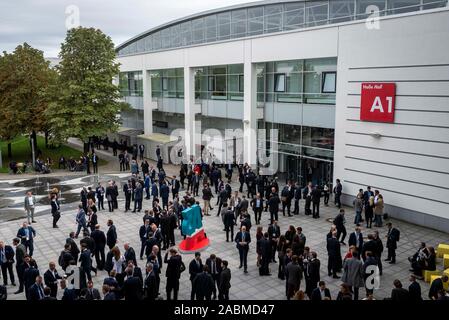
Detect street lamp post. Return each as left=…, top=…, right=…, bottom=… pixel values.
left=30, top=135, right=36, bottom=169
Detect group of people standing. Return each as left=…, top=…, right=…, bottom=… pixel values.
left=2, top=150, right=447, bottom=302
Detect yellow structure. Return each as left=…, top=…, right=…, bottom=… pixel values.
left=443, top=254, right=449, bottom=269
left=437, top=244, right=449, bottom=258
left=424, top=269, right=440, bottom=282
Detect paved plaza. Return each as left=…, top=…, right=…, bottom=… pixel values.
left=1, top=158, right=448, bottom=301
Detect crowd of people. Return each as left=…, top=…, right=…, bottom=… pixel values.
left=0, top=149, right=448, bottom=302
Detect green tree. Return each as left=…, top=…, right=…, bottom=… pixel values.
left=0, top=43, right=54, bottom=158
left=46, top=27, right=127, bottom=148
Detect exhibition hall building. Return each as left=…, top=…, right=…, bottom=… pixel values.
left=114, top=0, right=449, bottom=232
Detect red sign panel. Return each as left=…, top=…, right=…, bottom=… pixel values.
left=360, top=83, right=396, bottom=123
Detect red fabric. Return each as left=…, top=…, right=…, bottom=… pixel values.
left=179, top=229, right=210, bottom=252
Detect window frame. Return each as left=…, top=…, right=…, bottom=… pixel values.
left=238, top=74, right=244, bottom=92
left=321, top=71, right=337, bottom=94
left=208, top=76, right=216, bottom=92
left=162, top=77, right=169, bottom=91
left=274, top=73, right=286, bottom=92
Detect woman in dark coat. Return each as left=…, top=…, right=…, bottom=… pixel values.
left=277, top=235, right=288, bottom=280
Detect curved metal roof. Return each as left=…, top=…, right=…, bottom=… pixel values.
left=115, top=0, right=449, bottom=54
left=115, top=0, right=299, bottom=51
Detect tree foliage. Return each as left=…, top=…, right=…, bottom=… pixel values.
left=0, top=43, right=54, bottom=157
left=46, top=27, right=126, bottom=143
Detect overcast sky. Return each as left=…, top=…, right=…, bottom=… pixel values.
left=0, top=0, right=261, bottom=57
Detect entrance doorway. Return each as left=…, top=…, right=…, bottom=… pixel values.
left=282, top=154, right=333, bottom=187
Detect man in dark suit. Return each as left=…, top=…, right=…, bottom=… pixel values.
left=408, top=274, right=422, bottom=301
left=193, top=265, right=215, bottom=300
left=66, top=232, right=80, bottom=262
left=106, top=182, right=115, bottom=212
left=42, top=287, right=57, bottom=300
left=206, top=254, right=222, bottom=299
left=122, top=268, right=143, bottom=300
left=124, top=243, right=137, bottom=266
left=267, top=190, right=280, bottom=224
left=326, top=231, right=341, bottom=279
left=250, top=193, right=264, bottom=225
left=90, top=224, right=106, bottom=270
left=258, top=233, right=272, bottom=276
left=216, top=188, right=229, bottom=217
left=306, top=251, right=321, bottom=297
left=164, top=248, right=185, bottom=300
left=160, top=212, right=171, bottom=250
left=333, top=209, right=347, bottom=245
left=123, top=180, right=132, bottom=212
left=43, top=262, right=62, bottom=297
left=96, top=183, right=105, bottom=211
left=160, top=182, right=170, bottom=210
left=391, top=279, right=409, bottom=301
left=59, top=243, right=74, bottom=271
left=28, top=275, right=45, bottom=301
left=171, top=176, right=180, bottom=200
left=293, top=184, right=302, bottom=215
left=23, top=258, right=39, bottom=300
left=218, top=260, right=231, bottom=300
left=429, top=275, right=448, bottom=300
left=103, top=284, right=116, bottom=300
left=13, top=238, right=26, bottom=294
left=80, top=232, right=95, bottom=254
left=385, top=222, right=400, bottom=264
left=79, top=244, right=93, bottom=287
left=133, top=182, right=144, bottom=213
left=126, top=260, right=143, bottom=285
left=144, top=263, right=158, bottom=300
left=16, top=222, right=36, bottom=257
left=285, top=255, right=302, bottom=300
left=311, top=281, right=332, bottom=301
left=86, top=280, right=101, bottom=300
left=0, top=241, right=15, bottom=286
left=223, top=206, right=235, bottom=242
left=92, top=152, right=99, bottom=174
left=60, top=279, right=76, bottom=301
left=189, top=252, right=203, bottom=300
left=311, top=186, right=321, bottom=219
left=268, top=221, right=280, bottom=263
left=139, top=219, right=151, bottom=260
left=235, top=226, right=251, bottom=273
left=106, top=219, right=117, bottom=250
left=348, top=225, right=364, bottom=253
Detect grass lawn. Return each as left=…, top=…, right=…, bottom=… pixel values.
left=0, top=135, right=107, bottom=173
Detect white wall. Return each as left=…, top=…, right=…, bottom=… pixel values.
left=334, top=9, right=449, bottom=227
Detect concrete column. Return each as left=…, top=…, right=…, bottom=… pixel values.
left=142, top=70, right=153, bottom=135
left=243, top=41, right=258, bottom=167
left=184, top=66, right=196, bottom=160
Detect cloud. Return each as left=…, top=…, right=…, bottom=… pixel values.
left=0, top=0, right=260, bottom=57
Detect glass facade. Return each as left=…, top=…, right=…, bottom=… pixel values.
left=257, top=57, right=337, bottom=104
left=194, top=64, right=244, bottom=101
left=119, top=71, right=143, bottom=97
left=119, top=71, right=143, bottom=109
left=258, top=121, right=334, bottom=185
left=120, top=109, right=144, bottom=130
left=117, top=0, right=448, bottom=56
left=150, top=68, right=184, bottom=99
